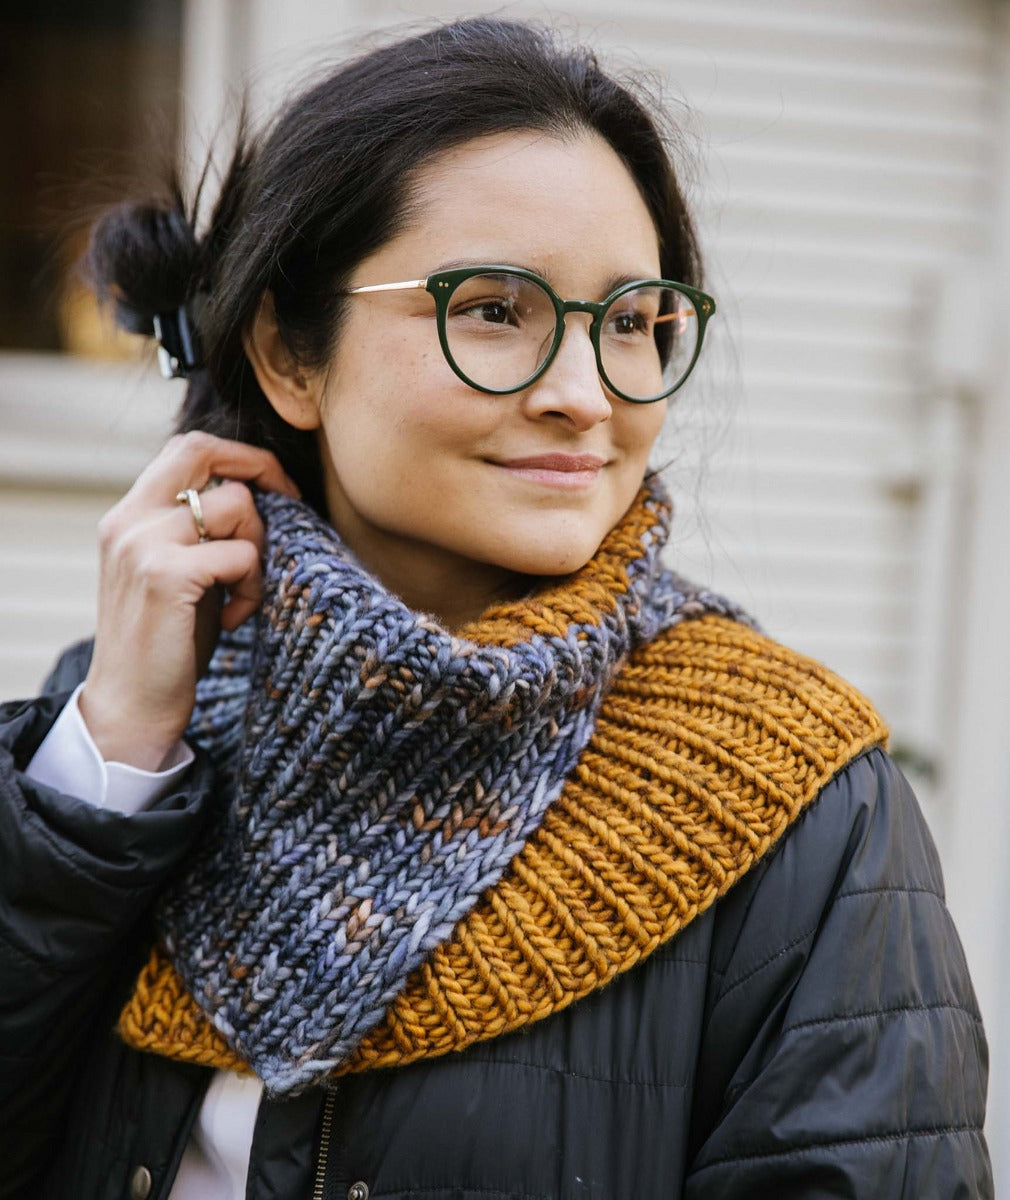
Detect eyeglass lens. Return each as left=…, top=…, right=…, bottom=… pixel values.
left=442, top=272, right=699, bottom=400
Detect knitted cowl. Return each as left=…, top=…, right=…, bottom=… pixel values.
left=140, top=476, right=747, bottom=1095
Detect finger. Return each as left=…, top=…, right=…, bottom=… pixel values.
left=209, top=543, right=262, bottom=632
left=133, top=431, right=301, bottom=505
left=109, top=537, right=259, bottom=617
left=185, top=540, right=263, bottom=633
left=220, top=590, right=259, bottom=632
left=185, top=537, right=262, bottom=596
left=173, top=479, right=266, bottom=549
left=101, top=484, right=262, bottom=566
left=170, top=538, right=263, bottom=634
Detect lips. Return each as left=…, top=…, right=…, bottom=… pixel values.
left=497, top=454, right=606, bottom=471
left=491, top=452, right=607, bottom=490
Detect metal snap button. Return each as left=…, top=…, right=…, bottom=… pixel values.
left=129, top=1165, right=153, bottom=1200
left=348, top=1183, right=370, bottom=1200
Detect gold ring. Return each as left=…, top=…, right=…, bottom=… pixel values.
left=175, top=487, right=210, bottom=542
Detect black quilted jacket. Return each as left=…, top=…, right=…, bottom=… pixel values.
left=0, top=644, right=992, bottom=1199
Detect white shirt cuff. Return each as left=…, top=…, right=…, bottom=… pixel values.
left=25, top=684, right=195, bottom=816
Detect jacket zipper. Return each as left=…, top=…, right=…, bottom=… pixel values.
left=312, top=1087, right=338, bottom=1200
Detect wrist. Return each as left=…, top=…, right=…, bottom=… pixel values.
left=78, top=684, right=186, bottom=771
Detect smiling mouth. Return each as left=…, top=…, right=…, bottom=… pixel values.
left=498, top=453, right=606, bottom=471
left=493, top=453, right=607, bottom=487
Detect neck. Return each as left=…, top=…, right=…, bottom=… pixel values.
left=321, top=473, right=533, bottom=631
left=355, top=542, right=531, bottom=629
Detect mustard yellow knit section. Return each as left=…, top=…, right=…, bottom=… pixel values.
left=118, top=615, right=887, bottom=1075
left=455, top=486, right=659, bottom=647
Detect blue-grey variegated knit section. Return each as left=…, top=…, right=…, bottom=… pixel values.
left=155, top=475, right=750, bottom=1095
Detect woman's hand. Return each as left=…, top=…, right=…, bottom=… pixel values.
left=79, top=432, right=300, bottom=770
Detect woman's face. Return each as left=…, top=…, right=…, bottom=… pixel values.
left=310, top=131, right=669, bottom=617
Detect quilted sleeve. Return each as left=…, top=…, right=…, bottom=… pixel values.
left=684, top=748, right=992, bottom=1199
left=0, top=647, right=216, bottom=1198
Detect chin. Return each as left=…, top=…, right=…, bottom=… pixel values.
left=496, top=539, right=601, bottom=579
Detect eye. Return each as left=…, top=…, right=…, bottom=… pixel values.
left=605, top=305, right=653, bottom=338
left=608, top=308, right=651, bottom=336
left=457, top=298, right=519, bottom=326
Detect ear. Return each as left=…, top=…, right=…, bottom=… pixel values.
left=242, top=292, right=322, bottom=431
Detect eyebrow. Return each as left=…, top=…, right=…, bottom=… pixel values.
left=432, top=257, right=547, bottom=275
left=431, top=260, right=660, bottom=296
left=600, top=271, right=659, bottom=294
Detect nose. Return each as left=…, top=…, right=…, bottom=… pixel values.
left=522, top=314, right=612, bottom=431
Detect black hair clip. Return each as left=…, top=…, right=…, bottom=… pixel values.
left=153, top=306, right=202, bottom=379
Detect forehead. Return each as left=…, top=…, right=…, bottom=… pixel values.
left=381, top=130, right=662, bottom=286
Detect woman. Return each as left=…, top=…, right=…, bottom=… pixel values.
left=0, top=16, right=991, bottom=1200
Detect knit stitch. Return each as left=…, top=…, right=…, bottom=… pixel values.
left=119, top=477, right=747, bottom=1093
left=119, top=479, right=886, bottom=1092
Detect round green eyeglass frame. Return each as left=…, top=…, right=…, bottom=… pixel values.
left=344, top=264, right=717, bottom=403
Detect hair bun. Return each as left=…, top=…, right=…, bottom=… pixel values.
left=87, top=196, right=199, bottom=335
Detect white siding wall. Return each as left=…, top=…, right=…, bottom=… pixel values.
left=0, top=356, right=181, bottom=697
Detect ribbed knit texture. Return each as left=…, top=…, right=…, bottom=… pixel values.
left=119, top=480, right=887, bottom=1091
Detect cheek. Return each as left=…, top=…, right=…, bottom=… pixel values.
left=616, top=401, right=668, bottom=465
left=320, top=368, right=488, bottom=516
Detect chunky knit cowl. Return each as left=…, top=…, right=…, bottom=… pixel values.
left=119, top=476, right=886, bottom=1095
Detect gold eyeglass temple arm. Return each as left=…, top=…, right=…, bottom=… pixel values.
left=346, top=279, right=428, bottom=294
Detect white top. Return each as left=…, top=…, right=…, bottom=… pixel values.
left=27, top=686, right=195, bottom=814
left=25, top=688, right=263, bottom=1200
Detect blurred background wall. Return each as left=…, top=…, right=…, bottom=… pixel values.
left=2, top=0, right=1007, bottom=1182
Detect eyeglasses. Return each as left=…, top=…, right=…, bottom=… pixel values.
left=344, top=265, right=716, bottom=403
